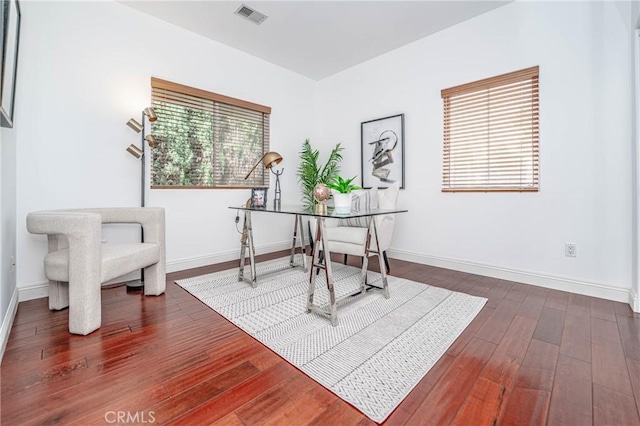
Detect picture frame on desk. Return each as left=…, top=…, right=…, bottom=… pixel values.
left=0, top=0, right=20, bottom=128
left=250, top=187, right=267, bottom=208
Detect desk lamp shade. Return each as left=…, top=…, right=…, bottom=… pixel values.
left=244, top=151, right=283, bottom=180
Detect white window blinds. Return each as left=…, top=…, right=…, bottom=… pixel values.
left=441, top=66, right=539, bottom=192
left=150, top=78, right=271, bottom=188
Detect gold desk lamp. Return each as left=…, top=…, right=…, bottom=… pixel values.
left=244, top=151, right=283, bottom=208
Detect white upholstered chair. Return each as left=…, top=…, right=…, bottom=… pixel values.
left=309, top=182, right=400, bottom=271
left=26, top=207, right=166, bottom=335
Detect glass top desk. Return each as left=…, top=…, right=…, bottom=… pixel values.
left=229, top=204, right=408, bottom=326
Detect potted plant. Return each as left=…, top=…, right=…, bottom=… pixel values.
left=326, top=175, right=360, bottom=214
left=297, top=139, right=344, bottom=206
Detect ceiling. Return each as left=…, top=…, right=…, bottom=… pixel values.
left=122, top=1, right=512, bottom=81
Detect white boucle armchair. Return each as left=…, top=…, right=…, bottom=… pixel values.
left=26, top=207, right=166, bottom=335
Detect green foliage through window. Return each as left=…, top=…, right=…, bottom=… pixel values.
left=150, top=84, right=270, bottom=188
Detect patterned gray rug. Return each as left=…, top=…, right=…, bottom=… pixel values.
left=176, top=257, right=486, bottom=423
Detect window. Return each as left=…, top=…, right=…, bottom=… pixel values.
left=441, top=66, right=539, bottom=192
left=150, top=78, right=271, bottom=188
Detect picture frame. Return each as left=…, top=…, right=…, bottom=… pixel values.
left=361, top=113, right=405, bottom=189
left=250, top=187, right=267, bottom=208
left=0, top=0, right=20, bottom=128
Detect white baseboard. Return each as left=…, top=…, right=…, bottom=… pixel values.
left=0, top=285, right=19, bottom=363
left=19, top=281, right=48, bottom=302
left=17, top=240, right=294, bottom=302
left=15, top=245, right=636, bottom=322
left=388, top=249, right=631, bottom=304
left=165, top=240, right=292, bottom=273
left=630, top=287, right=640, bottom=312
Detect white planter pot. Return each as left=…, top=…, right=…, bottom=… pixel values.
left=332, top=191, right=352, bottom=214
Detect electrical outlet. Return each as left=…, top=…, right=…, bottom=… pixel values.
left=565, top=243, right=577, bottom=257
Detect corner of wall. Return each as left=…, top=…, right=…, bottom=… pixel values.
left=0, top=285, right=19, bottom=363
left=631, top=287, right=640, bottom=313
left=634, top=27, right=640, bottom=314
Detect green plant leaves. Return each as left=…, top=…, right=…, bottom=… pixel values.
left=296, top=139, right=344, bottom=205
left=325, top=175, right=361, bottom=194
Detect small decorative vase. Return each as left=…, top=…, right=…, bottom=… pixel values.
left=313, top=183, right=330, bottom=203
left=332, top=191, right=352, bottom=214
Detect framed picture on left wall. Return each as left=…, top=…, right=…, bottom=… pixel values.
left=0, top=0, right=20, bottom=128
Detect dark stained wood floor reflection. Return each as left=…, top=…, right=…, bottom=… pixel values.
left=2, top=249, right=640, bottom=425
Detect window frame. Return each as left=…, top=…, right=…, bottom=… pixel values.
left=149, top=77, right=272, bottom=189
left=441, top=66, right=539, bottom=193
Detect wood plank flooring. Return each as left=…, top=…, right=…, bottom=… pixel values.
left=2, top=250, right=640, bottom=425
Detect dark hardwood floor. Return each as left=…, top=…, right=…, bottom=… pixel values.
left=3, top=250, right=640, bottom=425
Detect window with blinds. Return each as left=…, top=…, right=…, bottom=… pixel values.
left=150, top=77, right=271, bottom=188
left=441, top=66, right=539, bottom=192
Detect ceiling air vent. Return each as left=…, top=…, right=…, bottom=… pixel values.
left=234, top=4, right=268, bottom=25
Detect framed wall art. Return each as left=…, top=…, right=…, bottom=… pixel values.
left=361, top=113, right=404, bottom=189
left=0, top=0, right=20, bottom=128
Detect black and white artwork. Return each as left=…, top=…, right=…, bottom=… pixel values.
left=361, top=114, right=404, bottom=189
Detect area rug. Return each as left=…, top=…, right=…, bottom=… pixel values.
left=176, top=257, right=486, bottom=423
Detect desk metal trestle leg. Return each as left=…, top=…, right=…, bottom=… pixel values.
left=290, top=214, right=307, bottom=271
left=363, top=216, right=390, bottom=299
left=238, top=211, right=257, bottom=288
left=306, top=215, right=390, bottom=327
left=307, top=217, right=338, bottom=326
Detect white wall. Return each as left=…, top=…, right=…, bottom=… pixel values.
left=632, top=0, right=640, bottom=310
left=622, top=1, right=640, bottom=312
left=0, top=0, right=20, bottom=352
left=14, top=0, right=638, bottom=306
left=1, top=123, right=18, bottom=358
left=16, top=1, right=317, bottom=295
left=317, top=1, right=634, bottom=301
